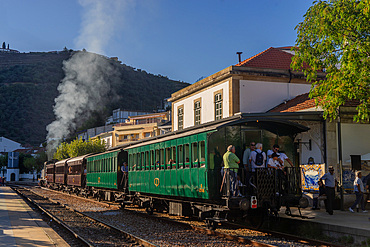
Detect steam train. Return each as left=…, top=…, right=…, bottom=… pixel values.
left=43, top=115, right=309, bottom=229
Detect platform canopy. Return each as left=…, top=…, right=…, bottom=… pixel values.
left=218, top=117, right=310, bottom=137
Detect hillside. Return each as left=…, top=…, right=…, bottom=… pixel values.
left=0, top=51, right=189, bottom=146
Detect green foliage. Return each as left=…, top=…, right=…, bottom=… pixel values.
left=360, top=238, right=370, bottom=247
left=0, top=153, right=8, bottom=167
left=23, top=157, right=36, bottom=171
left=0, top=52, right=189, bottom=146
left=292, top=0, right=370, bottom=121
left=19, top=153, right=33, bottom=173
left=53, top=138, right=106, bottom=160
left=338, top=235, right=354, bottom=244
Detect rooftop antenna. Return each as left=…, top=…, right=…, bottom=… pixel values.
left=236, top=52, right=243, bottom=63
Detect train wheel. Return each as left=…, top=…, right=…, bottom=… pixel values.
left=247, top=208, right=266, bottom=229
left=205, top=220, right=217, bottom=230
left=146, top=206, right=154, bottom=215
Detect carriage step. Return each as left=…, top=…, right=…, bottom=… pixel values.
left=205, top=217, right=227, bottom=223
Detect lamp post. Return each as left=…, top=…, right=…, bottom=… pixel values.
left=1, top=166, right=6, bottom=183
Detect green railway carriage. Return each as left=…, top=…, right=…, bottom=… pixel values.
left=124, top=115, right=309, bottom=205
left=86, top=150, right=127, bottom=190
left=44, top=114, right=310, bottom=229
left=126, top=131, right=211, bottom=200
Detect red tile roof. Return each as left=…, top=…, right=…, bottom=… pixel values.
left=236, top=46, right=294, bottom=70
left=269, top=93, right=360, bottom=113
left=269, top=93, right=316, bottom=113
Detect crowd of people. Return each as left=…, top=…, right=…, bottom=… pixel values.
left=222, top=143, right=369, bottom=215
left=222, top=142, right=294, bottom=197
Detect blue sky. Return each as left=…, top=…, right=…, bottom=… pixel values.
left=0, top=0, right=313, bottom=83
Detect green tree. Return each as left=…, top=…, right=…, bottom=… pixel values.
left=53, top=137, right=106, bottom=160
left=292, top=0, right=370, bottom=121
left=0, top=153, right=8, bottom=167
left=23, top=157, right=37, bottom=172
left=2, top=42, right=5, bottom=49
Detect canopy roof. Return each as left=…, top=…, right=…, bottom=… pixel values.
left=122, top=115, right=309, bottom=150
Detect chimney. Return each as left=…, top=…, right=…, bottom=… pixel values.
left=236, top=52, right=243, bottom=63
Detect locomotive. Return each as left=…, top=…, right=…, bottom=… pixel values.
left=43, top=115, right=309, bottom=229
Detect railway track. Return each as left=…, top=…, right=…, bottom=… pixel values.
left=26, top=185, right=342, bottom=247
left=12, top=186, right=157, bottom=247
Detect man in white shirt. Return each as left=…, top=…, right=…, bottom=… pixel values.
left=349, top=171, right=368, bottom=213
left=249, top=143, right=266, bottom=172
left=243, top=142, right=255, bottom=172
left=267, top=152, right=281, bottom=169
left=267, top=144, right=294, bottom=168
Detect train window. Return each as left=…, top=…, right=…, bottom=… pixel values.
left=184, top=144, right=190, bottom=168
left=155, top=150, right=160, bottom=170
left=137, top=152, right=141, bottom=170
left=141, top=152, right=144, bottom=170
left=171, top=147, right=177, bottom=169
left=129, top=154, right=133, bottom=171
left=160, top=149, right=164, bottom=169
left=145, top=151, right=149, bottom=170
left=199, top=141, right=206, bottom=167
left=192, top=142, right=198, bottom=168
left=150, top=150, right=155, bottom=170
left=165, top=147, right=171, bottom=169
left=133, top=153, right=137, bottom=171
left=177, top=145, right=183, bottom=168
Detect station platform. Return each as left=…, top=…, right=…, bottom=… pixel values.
left=278, top=205, right=370, bottom=244
left=0, top=186, right=69, bottom=247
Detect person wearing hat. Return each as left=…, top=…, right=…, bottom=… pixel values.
left=319, top=166, right=337, bottom=215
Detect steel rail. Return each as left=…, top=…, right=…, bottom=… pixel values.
left=13, top=186, right=158, bottom=247
left=12, top=186, right=93, bottom=246
left=34, top=184, right=345, bottom=247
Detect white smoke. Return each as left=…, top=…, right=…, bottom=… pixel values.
left=46, top=0, right=126, bottom=156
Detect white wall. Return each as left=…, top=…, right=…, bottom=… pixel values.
left=341, top=123, right=370, bottom=168
left=6, top=168, right=19, bottom=181
left=102, top=136, right=112, bottom=148
left=295, top=121, right=324, bottom=164
left=239, top=80, right=311, bottom=113
left=173, top=81, right=230, bottom=131
left=0, top=137, right=23, bottom=152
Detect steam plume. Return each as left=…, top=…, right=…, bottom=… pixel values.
left=46, top=0, right=124, bottom=157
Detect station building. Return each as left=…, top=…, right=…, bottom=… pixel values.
left=168, top=46, right=370, bottom=189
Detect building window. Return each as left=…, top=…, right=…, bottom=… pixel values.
left=214, top=92, right=222, bottom=120
left=194, top=100, right=201, bottom=125
left=178, top=106, right=184, bottom=130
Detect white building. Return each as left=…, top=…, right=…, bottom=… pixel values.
left=169, top=47, right=318, bottom=131
left=168, top=46, right=370, bottom=188
left=105, top=109, right=153, bottom=125
left=0, top=137, right=23, bottom=152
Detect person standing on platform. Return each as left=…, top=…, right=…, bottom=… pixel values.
left=319, top=166, right=337, bottom=215
left=249, top=143, right=266, bottom=172
left=242, top=142, right=255, bottom=183
left=349, top=171, right=368, bottom=213
left=223, top=145, right=240, bottom=197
